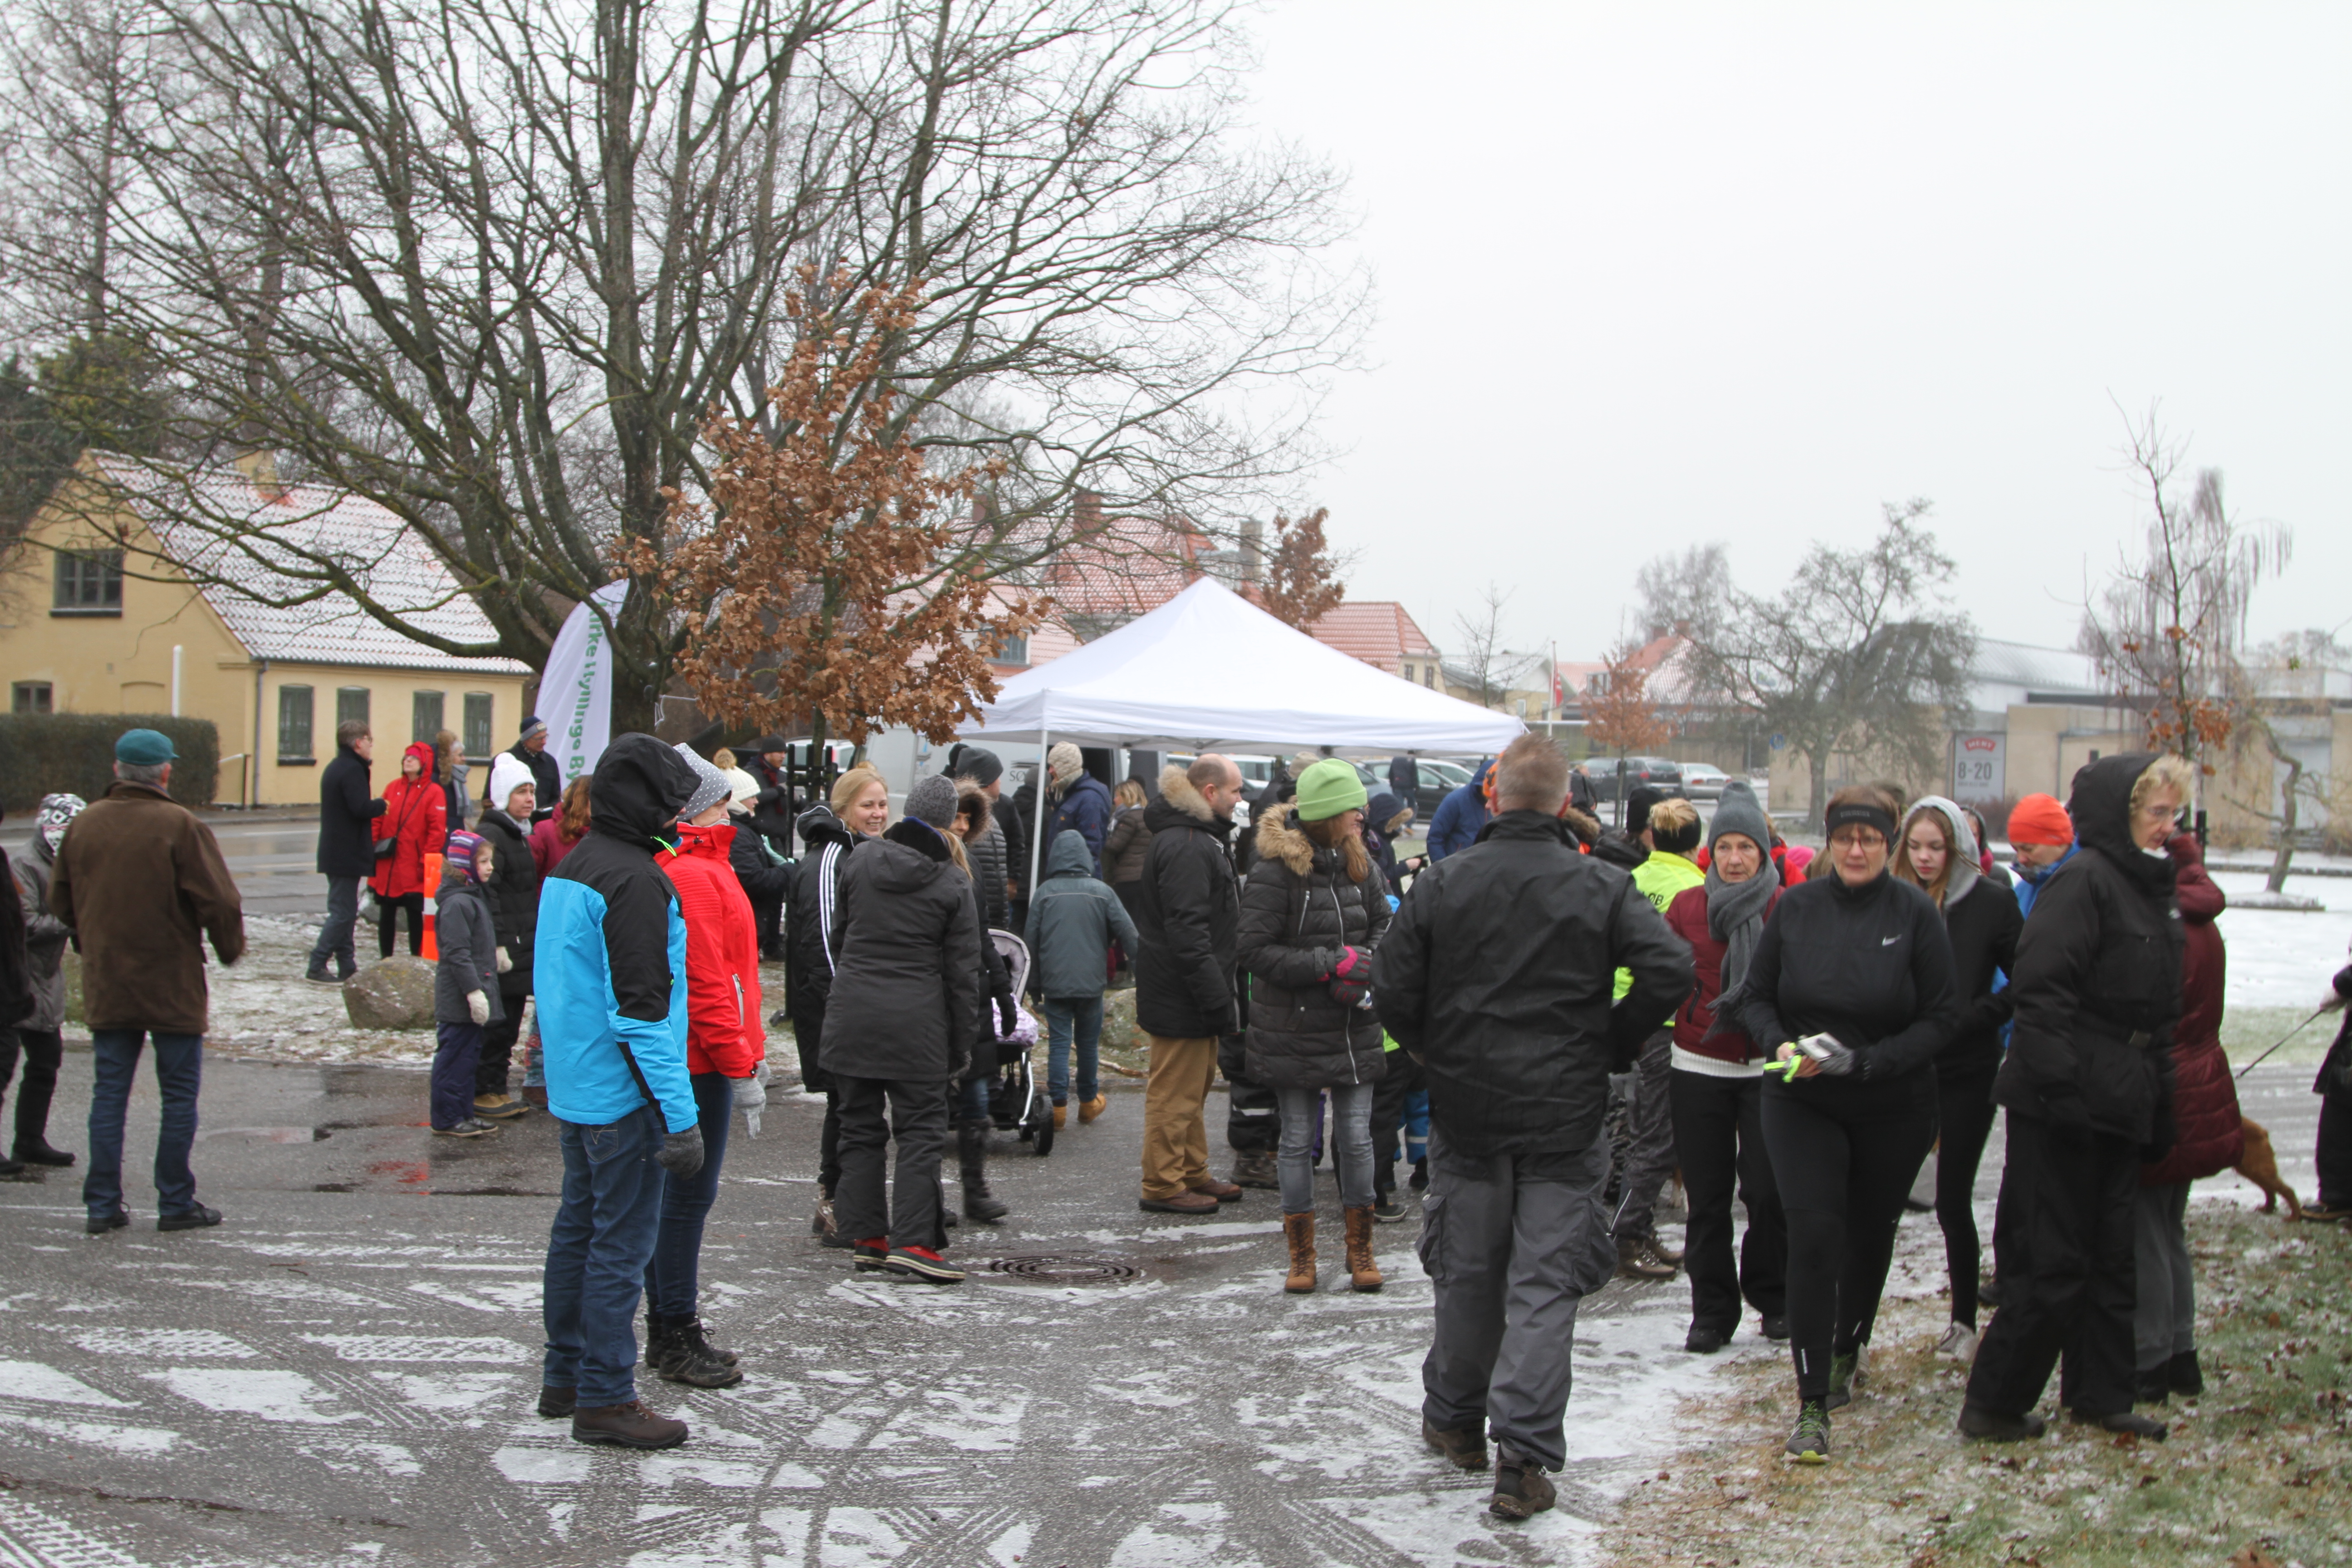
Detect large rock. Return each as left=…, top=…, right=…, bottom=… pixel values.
left=343, top=957, right=437, bottom=1030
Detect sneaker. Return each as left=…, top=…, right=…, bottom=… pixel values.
left=1685, top=1324, right=1728, bottom=1354
left=1935, top=1321, right=1979, bottom=1363
left=1139, top=1191, right=1220, bottom=1215
left=1078, top=1094, right=1107, bottom=1124
left=1421, top=1419, right=1488, bottom=1471
left=1616, top=1237, right=1678, bottom=1280
left=852, top=1238, right=890, bottom=1272
left=1785, top=1399, right=1831, bottom=1463
left=884, top=1245, right=965, bottom=1284
left=2166, top=1349, right=2204, bottom=1397
left=2067, top=1408, right=2167, bottom=1441
left=473, top=1093, right=527, bottom=1119
left=572, top=1399, right=689, bottom=1450
left=157, top=1205, right=223, bottom=1232
left=304, top=970, right=342, bottom=987
left=1957, top=1403, right=2046, bottom=1441
left=537, top=1386, right=576, bottom=1419
left=1489, top=1457, right=1556, bottom=1520
left=1372, top=1193, right=1408, bottom=1223
left=85, top=1210, right=130, bottom=1235
left=432, top=1118, right=500, bottom=1138
left=1760, top=1313, right=1790, bottom=1341
left=1826, top=1346, right=1865, bottom=1410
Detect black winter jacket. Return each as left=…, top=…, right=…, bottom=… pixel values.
left=785, top=805, right=857, bottom=1026
left=474, top=806, right=541, bottom=990
left=1373, top=811, right=1693, bottom=1157
left=728, top=812, right=795, bottom=905
left=968, top=882, right=1018, bottom=1081
left=744, top=752, right=796, bottom=846
left=968, top=821, right=1010, bottom=931
left=1737, top=868, right=1960, bottom=1112
left=1995, top=751, right=2183, bottom=1142
left=315, top=746, right=387, bottom=878
left=818, top=818, right=982, bottom=1084
left=1240, top=804, right=1392, bottom=1090
left=505, top=740, right=564, bottom=824
left=1133, top=765, right=1242, bottom=1040
left=1937, top=876, right=2022, bottom=1081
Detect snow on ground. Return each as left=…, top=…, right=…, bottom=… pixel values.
left=2210, top=871, right=2352, bottom=1010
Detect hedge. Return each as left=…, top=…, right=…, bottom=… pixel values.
left=0, top=714, right=220, bottom=813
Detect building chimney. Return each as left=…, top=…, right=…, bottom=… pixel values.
left=1241, top=519, right=1264, bottom=584
left=1074, top=489, right=1104, bottom=537
left=1674, top=619, right=1690, bottom=639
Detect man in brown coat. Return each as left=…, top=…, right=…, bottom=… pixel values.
left=50, top=729, right=245, bottom=1234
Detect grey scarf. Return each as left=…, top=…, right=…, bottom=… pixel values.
left=1703, top=858, right=1780, bottom=1040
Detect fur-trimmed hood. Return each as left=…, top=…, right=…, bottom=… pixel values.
left=1250, top=801, right=1316, bottom=877
left=1155, top=763, right=1213, bottom=823
left=1561, top=804, right=1602, bottom=848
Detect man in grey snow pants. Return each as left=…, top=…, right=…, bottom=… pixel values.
left=1373, top=734, right=1691, bottom=1522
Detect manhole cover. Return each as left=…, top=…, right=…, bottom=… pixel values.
left=981, top=1254, right=1144, bottom=1284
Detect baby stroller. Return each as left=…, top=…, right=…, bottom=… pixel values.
left=983, top=929, right=1056, bottom=1157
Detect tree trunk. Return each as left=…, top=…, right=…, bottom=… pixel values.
left=1805, top=745, right=1833, bottom=828
left=2266, top=750, right=2302, bottom=895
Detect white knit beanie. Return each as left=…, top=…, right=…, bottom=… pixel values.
left=488, top=752, right=537, bottom=808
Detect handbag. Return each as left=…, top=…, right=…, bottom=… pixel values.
left=372, top=780, right=423, bottom=861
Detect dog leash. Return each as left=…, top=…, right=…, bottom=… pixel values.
left=2234, top=1006, right=2328, bottom=1079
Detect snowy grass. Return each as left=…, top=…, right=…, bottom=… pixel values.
left=1603, top=1202, right=2352, bottom=1568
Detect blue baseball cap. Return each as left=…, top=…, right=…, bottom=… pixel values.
left=115, top=728, right=178, bottom=765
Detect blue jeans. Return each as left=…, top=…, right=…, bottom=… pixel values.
left=307, top=876, right=360, bottom=978
left=644, top=1074, right=733, bottom=1321
left=542, top=1107, right=666, bottom=1406
left=955, top=1074, right=990, bottom=1125
left=1277, top=1082, right=1375, bottom=1215
left=83, top=1029, right=204, bottom=1219
left=431, top=1022, right=483, bottom=1130
left=1044, top=995, right=1104, bottom=1104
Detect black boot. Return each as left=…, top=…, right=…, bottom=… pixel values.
left=14, top=1138, right=75, bottom=1168
left=652, top=1315, right=742, bottom=1389
left=960, top=1123, right=1008, bottom=1223
left=643, top=1314, right=686, bottom=1376
left=2134, top=1364, right=2171, bottom=1406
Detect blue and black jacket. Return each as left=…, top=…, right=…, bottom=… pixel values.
left=534, top=734, right=700, bottom=1132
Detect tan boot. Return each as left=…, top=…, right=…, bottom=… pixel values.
left=1283, top=1212, right=1318, bottom=1294
left=1343, top=1204, right=1383, bottom=1292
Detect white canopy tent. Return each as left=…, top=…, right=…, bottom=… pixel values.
left=957, top=577, right=1527, bottom=894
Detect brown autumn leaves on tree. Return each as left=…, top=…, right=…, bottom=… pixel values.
left=1253, top=506, right=1346, bottom=630
left=625, top=276, right=1041, bottom=748
left=1584, top=640, right=1674, bottom=760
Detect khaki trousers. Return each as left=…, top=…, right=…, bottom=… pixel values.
left=1141, top=1034, right=1219, bottom=1200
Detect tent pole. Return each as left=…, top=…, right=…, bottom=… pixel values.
left=1026, top=718, right=1050, bottom=911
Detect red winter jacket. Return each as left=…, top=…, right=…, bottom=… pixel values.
left=1663, top=882, right=1780, bottom=1067
left=656, top=820, right=765, bottom=1077
left=371, top=745, right=447, bottom=899
left=2142, top=832, right=2241, bottom=1185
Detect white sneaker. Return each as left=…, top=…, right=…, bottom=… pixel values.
left=1935, top=1320, right=1978, bottom=1363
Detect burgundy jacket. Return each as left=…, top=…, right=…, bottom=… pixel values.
left=2142, top=833, right=2242, bottom=1185
left=1664, top=882, right=1779, bottom=1067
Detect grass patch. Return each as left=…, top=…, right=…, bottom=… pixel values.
left=2224, top=1005, right=2341, bottom=1069
left=1604, top=1202, right=2352, bottom=1568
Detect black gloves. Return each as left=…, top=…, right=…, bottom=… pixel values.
left=657, top=1125, right=706, bottom=1179
left=996, top=996, right=1020, bottom=1038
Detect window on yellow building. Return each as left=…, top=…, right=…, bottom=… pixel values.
left=463, top=694, right=494, bottom=758
left=278, top=685, right=314, bottom=762
left=337, top=687, right=370, bottom=730
left=13, top=681, right=52, bottom=713
left=412, top=690, right=444, bottom=743
left=52, top=550, right=123, bottom=615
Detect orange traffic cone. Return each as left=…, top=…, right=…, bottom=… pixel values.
left=421, top=852, right=442, bottom=960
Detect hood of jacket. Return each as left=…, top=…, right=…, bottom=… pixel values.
left=1907, top=794, right=1982, bottom=907
left=1144, top=764, right=1233, bottom=840
left=587, top=733, right=697, bottom=851
left=869, top=816, right=961, bottom=894
left=1044, top=828, right=1094, bottom=881
left=2166, top=830, right=2225, bottom=925
left=1251, top=801, right=1357, bottom=879
left=674, top=818, right=738, bottom=862
left=1365, top=790, right=1408, bottom=839
left=2015, top=841, right=2076, bottom=887
left=796, top=802, right=855, bottom=851
left=2068, top=750, right=2175, bottom=892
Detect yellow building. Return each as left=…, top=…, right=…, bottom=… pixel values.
left=3, top=452, right=532, bottom=806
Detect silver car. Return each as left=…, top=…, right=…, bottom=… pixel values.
left=1677, top=762, right=1730, bottom=800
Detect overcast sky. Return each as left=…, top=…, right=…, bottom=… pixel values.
left=1242, top=1, right=2350, bottom=666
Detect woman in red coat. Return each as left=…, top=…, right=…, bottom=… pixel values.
left=372, top=742, right=446, bottom=958
left=2133, top=830, right=2239, bottom=1404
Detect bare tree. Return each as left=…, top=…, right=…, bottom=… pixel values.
left=4, top=0, right=1364, bottom=731
left=1450, top=582, right=1542, bottom=711
left=1686, top=501, right=1976, bottom=825
left=2078, top=406, right=2291, bottom=793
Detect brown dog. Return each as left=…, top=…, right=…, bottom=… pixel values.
left=2234, top=1116, right=2303, bottom=1219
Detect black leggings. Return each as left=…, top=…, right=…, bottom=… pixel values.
left=376, top=892, right=426, bottom=958
left=1934, top=1068, right=1999, bottom=1328
left=1760, top=1082, right=1937, bottom=1400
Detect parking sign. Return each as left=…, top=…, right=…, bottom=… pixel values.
left=1951, top=732, right=2005, bottom=804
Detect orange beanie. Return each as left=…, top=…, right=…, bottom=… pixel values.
left=2006, top=793, right=2074, bottom=847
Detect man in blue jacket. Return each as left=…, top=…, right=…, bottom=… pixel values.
left=534, top=734, right=705, bottom=1450
left=1423, top=759, right=1495, bottom=862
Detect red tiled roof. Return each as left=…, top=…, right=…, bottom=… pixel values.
left=1308, top=601, right=1438, bottom=672
left=1039, top=514, right=1204, bottom=618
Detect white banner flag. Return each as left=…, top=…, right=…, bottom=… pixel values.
left=538, top=581, right=631, bottom=789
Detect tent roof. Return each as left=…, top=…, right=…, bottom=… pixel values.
left=960, top=578, right=1525, bottom=756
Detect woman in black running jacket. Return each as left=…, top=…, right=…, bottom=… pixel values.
left=1738, top=783, right=1958, bottom=1464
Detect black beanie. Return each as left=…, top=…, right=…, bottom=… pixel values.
left=1625, top=785, right=1666, bottom=836
left=955, top=747, right=1004, bottom=787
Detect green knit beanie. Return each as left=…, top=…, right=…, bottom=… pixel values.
left=1293, top=758, right=1368, bottom=822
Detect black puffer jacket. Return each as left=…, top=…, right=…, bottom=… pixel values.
left=1373, top=810, right=1692, bottom=1157
left=1240, top=804, right=1393, bottom=1090
left=1134, top=765, right=1242, bottom=1040
left=967, top=820, right=1010, bottom=931
left=1736, top=868, right=1960, bottom=1112
left=818, top=818, right=982, bottom=1084
left=474, top=806, right=541, bottom=990
left=728, top=811, right=795, bottom=905
left=1995, top=750, right=2183, bottom=1142
left=315, top=745, right=387, bottom=878
left=785, top=805, right=858, bottom=1027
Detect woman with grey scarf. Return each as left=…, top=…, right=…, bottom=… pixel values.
left=1658, top=782, right=1789, bottom=1354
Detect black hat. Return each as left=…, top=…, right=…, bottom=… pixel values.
left=751, top=735, right=789, bottom=754
left=955, top=747, right=1004, bottom=787
left=1625, top=785, right=1666, bottom=835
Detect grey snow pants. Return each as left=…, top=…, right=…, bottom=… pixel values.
left=1419, top=1129, right=1616, bottom=1472
left=2133, top=1181, right=2195, bottom=1372
left=1612, top=1026, right=1678, bottom=1242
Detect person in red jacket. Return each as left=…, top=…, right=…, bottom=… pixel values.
left=372, top=742, right=446, bottom=958
left=2133, top=830, right=2239, bottom=1404
left=1661, top=782, right=1788, bottom=1354
left=642, top=746, right=768, bottom=1391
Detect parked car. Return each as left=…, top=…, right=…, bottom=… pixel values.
left=1677, top=762, right=1730, bottom=800
left=1351, top=757, right=1475, bottom=821
left=1584, top=755, right=1684, bottom=801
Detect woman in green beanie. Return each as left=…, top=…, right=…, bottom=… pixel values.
left=1238, top=758, right=1393, bottom=1295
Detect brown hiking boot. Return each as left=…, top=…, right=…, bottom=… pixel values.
left=1617, top=1237, right=1678, bottom=1280
left=1078, top=1094, right=1107, bottom=1124
left=1189, top=1176, right=1243, bottom=1202
left=1283, top=1212, right=1318, bottom=1293
left=1422, top=1419, right=1488, bottom=1471
left=1490, top=1457, right=1557, bottom=1520
left=1052, top=1102, right=1067, bottom=1130
left=1140, top=1190, right=1219, bottom=1215
left=1342, top=1204, right=1383, bottom=1292
left=1231, top=1150, right=1279, bottom=1189
left=571, top=1399, right=688, bottom=1449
